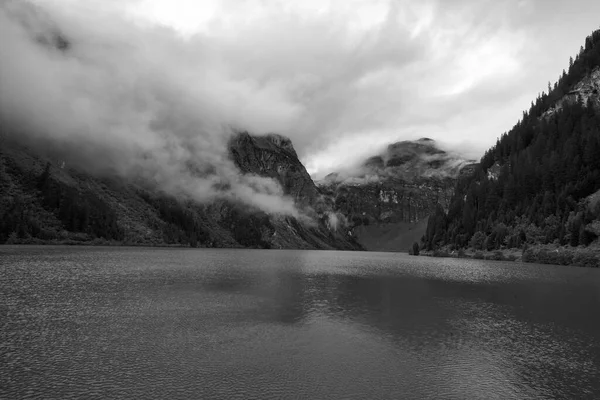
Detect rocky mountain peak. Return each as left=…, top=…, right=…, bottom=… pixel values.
left=264, top=133, right=298, bottom=158
left=316, top=138, right=474, bottom=252
left=322, top=138, right=473, bottom=186
left=229, top=131, right=318, bottom=206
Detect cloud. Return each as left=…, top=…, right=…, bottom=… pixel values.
left=2, top=0, right=600, bottom=189
left=0, top=0, right=302, bottom=215
left=300, top=0, right=600, bottom=177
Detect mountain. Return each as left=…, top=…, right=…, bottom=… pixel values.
left=230, top=133, right=320, bottom=208
left=0, top=2, right=362, bottom=250
left=423, top=29, right=600, bottom=265
left=0, top=132, right=362, bottom=250
left=318, top=138, right=474, bottom=252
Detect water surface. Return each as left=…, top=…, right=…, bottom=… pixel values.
left=2, top=246, right=600, bottom=399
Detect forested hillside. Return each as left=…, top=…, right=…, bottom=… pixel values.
left=0, top=133, right=361, bottom=250
left=423, top=29, right=600, bottom=265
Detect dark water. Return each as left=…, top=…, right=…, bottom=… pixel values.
left=2, top=246, right=600, bottom=399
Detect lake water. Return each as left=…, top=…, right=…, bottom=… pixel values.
left=2, top=246, right=600, bottom=399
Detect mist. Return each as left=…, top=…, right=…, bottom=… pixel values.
left=2, top=0, right=600, bottom=207
left=0, top=0, right=301, bottom=215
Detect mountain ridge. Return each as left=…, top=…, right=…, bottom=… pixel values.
left=317, top=138, right=473, bottom=251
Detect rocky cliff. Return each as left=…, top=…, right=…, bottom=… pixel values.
left=318, top=138, right=473, bottom=251
left=229, top=132, right=320, bottom=207
left=543, top=66, right=600, bottom=119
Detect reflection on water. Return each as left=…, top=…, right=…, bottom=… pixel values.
left=2, top=246, right=600, bottom=399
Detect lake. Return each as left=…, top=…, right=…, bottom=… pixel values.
left=2, top=246, right=600, bottom=399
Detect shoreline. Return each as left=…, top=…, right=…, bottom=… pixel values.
left=3, top=241, right=599, bottom=268
left=418, top=245, right=600, bottom=268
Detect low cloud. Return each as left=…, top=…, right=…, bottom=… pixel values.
left=319, top=138, right=475, bottom=186
left=0, top=0, right=301, bottom=215
left=1, top=0, right=599, bottom=195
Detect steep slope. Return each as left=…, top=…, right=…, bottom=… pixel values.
left=423, top=29, right=600, bottom=265
left=229, top=132, right=320, bottom=207
left=0, top=133, right=361, bottom=250
left=318, top=138, right=474, bottom=251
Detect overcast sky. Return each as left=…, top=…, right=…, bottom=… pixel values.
left=7, top=0, right=600, bottom=178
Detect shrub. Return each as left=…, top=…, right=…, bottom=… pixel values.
left=473, top=251, right=484, bottom=259
left=469, top=231, right=486, bottom=250
left=522, top=247, right=583, bottom=266
left=38, top=228, right=58, bottom=240
left=522, top=248, right=535, bottom=262
left=555, top=250, right=574, bottom=265
left=536, top=249, right=552, bottom=264
left=432, top=249, right=450, bottom=257
left=412, top=242, right=420, bottom=256
left=484, top=252, right=505, bottom=261
left=5, top=232, right=19, bottom=244
left=573, top=252, right=599, bottom=268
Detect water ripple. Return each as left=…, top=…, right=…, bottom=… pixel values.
left=2, top=246, right=600, bottom=399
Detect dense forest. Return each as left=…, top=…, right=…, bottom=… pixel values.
left=0, top=153, right=274, bottom=248
left=0, top=155, right=196, bottom=245
left=422, top=29, right=600, bottom=264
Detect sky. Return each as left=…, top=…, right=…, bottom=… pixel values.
left=125, top=0, right=600, bottom=176
left=1, top=0, right=599, bottom=196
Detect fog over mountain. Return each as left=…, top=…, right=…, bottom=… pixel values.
left=1, top=0, right=302, bottom=215
left=2, top=0, right=600, bottom=210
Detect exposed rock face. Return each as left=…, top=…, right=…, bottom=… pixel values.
left=567, top=67, right=600, bottom=106
left=317, top=138, right=472, bottom=251
left=458, top=162, right=479, bottom=178
left=229, top=132, right=319, bottom=207
left=227, top=132, right=360, bottom=249
left=320, top=178, right=455, bottom=225
left=543, top=66, right=600, bottom=119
